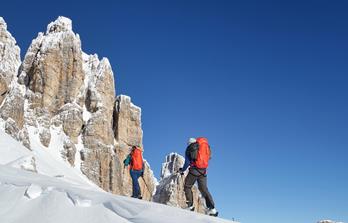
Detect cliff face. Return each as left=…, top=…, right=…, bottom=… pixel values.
left=0, top=16, right=155, bottom=200
left=0, top=17, right=25, bottom=146
left=0, top=17, right=20, bottom=105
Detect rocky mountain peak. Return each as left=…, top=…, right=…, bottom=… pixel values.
left=160, top=153, right=184, bottom=179
left=46, top=16, right=73, bottom=34
left=0, top=17, right=7, bottom=30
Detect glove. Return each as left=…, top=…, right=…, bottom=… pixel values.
left=179, top=168, right=184, bottom=175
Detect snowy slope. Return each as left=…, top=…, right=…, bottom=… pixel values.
left=0, top=129, right=237, bottom=223
left=0, top=127, right=99, bottom=190
left=0, top=165, right=236, bottom=223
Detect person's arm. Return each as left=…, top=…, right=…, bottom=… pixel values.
left=181, top=153, right=191, bottom=172
left=123, top=154, right=131, bottom=167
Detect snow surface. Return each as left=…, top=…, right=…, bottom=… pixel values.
left=0, top=129, right=236, bottom=223
left=1, top=127, right=98, bottom=190
left=0, top=165, right=235, bottom=223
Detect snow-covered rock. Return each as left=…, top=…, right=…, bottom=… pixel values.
left=0, top=127, right=99, bottom=188
left=0, top=17, right=23, bottom=143
left=0, top=16, right=20, bottom=105
left=318, top=220, right=345, bottom=223
left=46, top=16, right=72, bottom=33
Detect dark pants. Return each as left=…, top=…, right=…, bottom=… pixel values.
left=184, top=167, right=215, bottom=209
left=130, top=169, right=143, bottom=198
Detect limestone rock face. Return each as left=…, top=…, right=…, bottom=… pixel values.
left=55, top=103, right=83, bottom=144
left=153, top=153, right=206, bottom=213
left=13, top=16, right=85, bottom=150
left=113, top=95, right=143, bottom=148
left=0, top=83, right=25, bottom=129
left=83, top=54, right=115, bottom=116
left=19, top=16, right=84, bottom=114
left=0, top=17, right=25, bottom=145
left=111, top=95, right=155, bottom=200
left=0, top=17, right=20, bottom=105
left=62, top=140, right=76, bottom=166
left=79, top=53, right=116, bottom=192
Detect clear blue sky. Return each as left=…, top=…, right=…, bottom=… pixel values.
left=1, top=1, right=348, bottom=223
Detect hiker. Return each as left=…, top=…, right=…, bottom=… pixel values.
left=179, top=137, right=218, bottom=216
left=123, top=146, right=144, bottom=199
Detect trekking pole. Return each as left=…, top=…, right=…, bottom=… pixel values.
left=141, top=175, right=151, bottom=193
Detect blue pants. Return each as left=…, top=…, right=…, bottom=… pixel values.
left=130, top=169, right=143, bottom=198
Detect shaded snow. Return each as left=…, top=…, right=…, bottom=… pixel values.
left=25, top=184, right=42, bottom=199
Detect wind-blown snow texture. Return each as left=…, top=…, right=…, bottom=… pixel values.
left=0, top=129, right=236, bottom=223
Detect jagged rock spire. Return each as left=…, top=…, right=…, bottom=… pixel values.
left=46, top=16, right=72, bottom=34
left=153, top=153, right=206, bottom=213
left=0, top=17, right=7, bottom=30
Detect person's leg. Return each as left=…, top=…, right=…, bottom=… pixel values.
left=184, top=170, right=197, bottom=207
left=130, top=170, right=141, bottom=197
left=197, top=174, right=215, bottom=209
left=136, top=170, right=142, bottom=198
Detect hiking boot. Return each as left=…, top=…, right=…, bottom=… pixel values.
left=184, top=205, right=195, bottom=211
left=206, top=208, right=218, bottom=217
left=131, top=195, right=142, bottom=199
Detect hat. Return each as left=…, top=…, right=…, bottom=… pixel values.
left=187, top=138, right=196, bottom=145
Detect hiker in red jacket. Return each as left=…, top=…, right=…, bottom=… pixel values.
left=124, top=146, right=144, bottom=199
left=179, top=137, right=218, bottom=216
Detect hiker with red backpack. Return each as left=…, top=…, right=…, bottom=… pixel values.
left=123, top=146, right=144, bottom=199
left=179, top=137, right=218, bottom=217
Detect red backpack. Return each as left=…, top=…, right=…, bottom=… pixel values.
left=193, top=137, right=211, bottom=169
left=131, top=147, right=143, bottom=171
